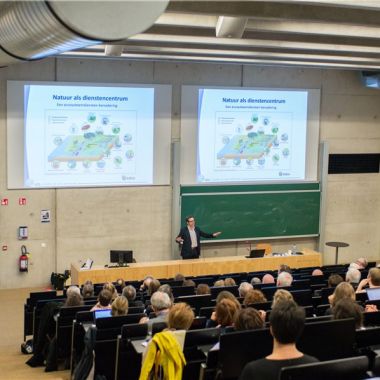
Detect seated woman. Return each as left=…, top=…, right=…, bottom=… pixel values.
left=327, top=282, right=357, bottom=315
left=332, top=298, right=363, bottom=329
left=234, top=307, right=266, bottom=331
left=139, top=303, right=194, bottom=380
left=64, top=286, right=83, bottom=307
left=111, top=295, right=129, bottom=316
left=90, top=289, right=112, bottom=312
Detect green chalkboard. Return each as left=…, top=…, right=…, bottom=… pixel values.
left=180, top=183, right=320, bottom=241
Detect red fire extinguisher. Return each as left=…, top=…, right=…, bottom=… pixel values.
left=19, top=245, right=29, bottom=272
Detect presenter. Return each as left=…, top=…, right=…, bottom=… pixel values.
left=176, top=215, right=221, bottom=259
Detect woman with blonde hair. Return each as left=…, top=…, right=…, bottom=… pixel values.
left=328, top=281, right=355, bottom=307
left=111, top=295, right=129, bottom=316
left=272, top=289, right=294, bottom=308
left=243, top=289, right=267, bottom=306
left=103, top=281, right=118, bottom=301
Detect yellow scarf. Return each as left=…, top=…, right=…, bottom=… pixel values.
left=139, top=330, right=186, bottom=380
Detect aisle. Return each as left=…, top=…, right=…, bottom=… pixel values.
left=0, top=287, right=69, bottom=380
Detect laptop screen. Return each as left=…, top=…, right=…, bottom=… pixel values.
left=94, top=309, right=112, bottom=319
left=249, top=249, right=266, bottom=258
left=366, top=288, right=380, bottom=301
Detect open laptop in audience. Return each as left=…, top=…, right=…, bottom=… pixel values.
left=366, top=288, right=380, bottom=301
left=94, top=309, right=112, bottom=319
left=245, top=249, right=266, bottom=259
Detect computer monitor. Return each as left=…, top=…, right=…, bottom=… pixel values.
left=110, top=250, right=133, bottom=265
left=245, top=249, right=266, bottom=259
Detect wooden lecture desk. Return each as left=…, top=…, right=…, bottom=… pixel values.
left=71, top=249, right=321, bottom=285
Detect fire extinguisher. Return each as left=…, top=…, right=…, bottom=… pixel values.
left=19, top=245, right=29, bottom=272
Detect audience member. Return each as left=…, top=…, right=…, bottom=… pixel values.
left=64, top=286, right=83, bottom=307
left=356, top=267, right=380, bottom=293
left=278, top=264, right=291, bottom=274
left=139, top=291, right=172, bottom=330
left=167, top=302, right=195, bottom=331
left=214, top=279, right=225, bottom=287
left=139, top=303, right=193, bottom=379
left=147, top=279, right=161, bottom=296
left=214, top=298, right=241, bottom=329
left=91, top=289, right=112, bottom=311
left=328, top=282, right=355, bottom=308
left=312, top=269, right=323, bottom=276
left=346, top=268, right=361, bottom=285
left=276, top=271, right=293, bottom=287
left=111, top=295, right=129, bottom=316
left=250, top=277, right=261, bottom=286
left=238, top=282, right=253, bottom=298
left=174, top=273, right=185, bottom=285
left=243, top=289, right=267, bottom=306
left=262, top=274, right=275, bottom=285
left=158, top=284, right=174, bottom=303
left=82, top=282, right=94, bottom=298
left=115, top=278, right=126, bottom=290
left=332, top=298, right=363, bottom=329
left=140, top=275, right=154, bottom=291
left=349, top=257, right=368, bottom=270
left=122, top=285, right=144, bottom=307
left=196, top=283, right=211, bottom=295
left=224, top=277, right=236, bottom=286
left=272, top=289, right=294, bottom=308
left=103, top=282, right=118, bottom=301
left=215, top=290, right=240, bottom=308
left=327, top=274, right=344, bottom=288
left=234, top=308, right=265, bottom=331
left=239, top=301, right=318, bottom=380
left=183, top=279, right=196, bottom=287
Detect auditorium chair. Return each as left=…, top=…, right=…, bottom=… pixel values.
left=176, top=294, right=212, bottom=314
left=115, top=323, right=148, bottom=380
left=297, top=318, right=357, bottom=361
left=279, top=356, right=369, bottom=380
left=24, top=290, right=58, bottom=340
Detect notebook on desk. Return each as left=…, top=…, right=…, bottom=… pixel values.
left=245, top=249, right=266, bottom=259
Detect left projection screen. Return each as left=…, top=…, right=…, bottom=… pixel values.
left=7, top=81, right=172, bottom=188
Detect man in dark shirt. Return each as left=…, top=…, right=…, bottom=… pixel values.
left=239, top=300, right=318, bottom=380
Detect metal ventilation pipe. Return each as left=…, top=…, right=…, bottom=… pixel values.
left=0, top=0, right=169, bottom=66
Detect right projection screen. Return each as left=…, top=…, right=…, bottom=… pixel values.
left=180, top=86, right=320, bottom=184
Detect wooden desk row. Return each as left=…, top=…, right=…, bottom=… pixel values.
left=71, top=249, right=321, bottom=285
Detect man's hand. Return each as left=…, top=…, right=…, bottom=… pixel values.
left=213, top=232, right=222, bottom=237
left=356, top=278, right=369, bottom=293
left=176, top=236, right=184, bottom=244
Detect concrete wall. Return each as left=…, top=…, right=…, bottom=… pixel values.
left=0, top=57, right=379, bottom=289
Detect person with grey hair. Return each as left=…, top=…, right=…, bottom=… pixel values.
left=64, top=285, right=83, bottom=307
left=346, top=268, right=361, bottom=285
left=139, top=291, right=172, bottom=330
left=122, top=285, right=143, bottom=307
left=349, top=257, right=368, bottom=270
left=158, top=284, right=174, bottom=302
left=238, top=282, right=253, bottom=298
left=276, top=271, right=293, bottom=287
left=251, top=277, right=262, bottom=286
left=82, top=282, right=94, bottom=298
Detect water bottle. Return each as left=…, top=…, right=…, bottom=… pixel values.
left=291, top=244, right=297, bottom=255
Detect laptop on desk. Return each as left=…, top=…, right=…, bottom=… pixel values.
left=366, top=288, right=380, bottom=301
left=245, top=249, right=266, bottom=259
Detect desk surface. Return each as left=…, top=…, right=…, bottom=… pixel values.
left=71, top=249, right=321, bottom=285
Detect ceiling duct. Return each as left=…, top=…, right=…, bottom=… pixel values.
left=0, top=0, right=169, bottom=66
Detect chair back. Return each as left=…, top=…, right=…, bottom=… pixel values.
left=279, top=356, right=368, bottom=380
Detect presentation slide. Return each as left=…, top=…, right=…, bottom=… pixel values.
left=23, top=85, right=154, bottom=187
left=197, top=89, right=308, bottom=183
